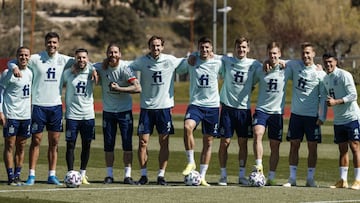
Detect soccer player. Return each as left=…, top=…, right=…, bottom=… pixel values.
left=8, top=32, right=73, bottom=185
left=322, top=53, right=360, bottom=190
left=0, top=47, right=32, bottom=185
left=94, top=42, right=141, bottom=185
left=61, top=48, right=95, bottom=185
left=282, top=42, right=327, bottom=187
left=180, top=36, right=222, bottom=186
left=217, top=37, right=262, bottom=186
left=252, top=42, right=291, bottom=186
left=129, top=35, right=185, bottom=185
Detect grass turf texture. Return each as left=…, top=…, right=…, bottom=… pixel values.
left=0, top=116, right=358, bottom=203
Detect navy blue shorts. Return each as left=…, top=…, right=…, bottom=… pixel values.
left=287, top=113, right=321, bottom=142
left=31, top=105, right=63, bottom=133
left=184, top=104, right=220, bottom=137
left=219, top=105, right=252, bottom=138
left=103, top=111, right=133, bottom=152
left=65, top=119, right=95, bottom=142
left=137, top=108, right=174, bottom=135
left=252, top=110, right=283, bottom=141
left=3, top=119, right=31, bottom=138
left=334, top=120, right=360, bottom=144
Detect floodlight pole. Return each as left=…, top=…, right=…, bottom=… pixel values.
left=213, top=0, right=217, bottom=54
left=20, top=0, right=24, bottom=46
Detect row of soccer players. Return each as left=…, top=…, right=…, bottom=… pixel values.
left=1, top=32, right=359, bottom=189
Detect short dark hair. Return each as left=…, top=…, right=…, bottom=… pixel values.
left=267, top=41, right=281, bottom=52
left=301, top=42, right=315, bottom=51
left=16, top=46, right=30, bottom=56
left=148, top=35, right=164, bottom=47
left=198, top=36, right=212, bottom=45
left=45, top=32, right=60, bottom=41
left=75, top=48, right=88, bottom=55
left=322, top=52, right=337, bottom=61
left=234, top=37, right=250, bottom=47
left=106, top=42, right=121, bottom=53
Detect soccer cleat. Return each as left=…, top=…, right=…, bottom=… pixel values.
left=182, top=163, right=196, bottom=176
left=137, top=176, right=148, bottom=185
left=282, top=178, right=296, bottom=187
left=157, top=176, right=168, bottom=186
left=252, top=164, right=263, bottom=174
left=330, top=179, right=348, bottom=188
left=200, top=178, right=210, bottom=186
left=265, top=179, right=277, bottom=186
left=306, top=179, right=317, bottom=187
left=14, top=176, right=24, bottom=186
left=82, top=176, right=90, bottom=185
left=8, top=178, right=17, bottom=186
left=24, top=175, right=35, bottom=186
left=218, top=176, right=227, bottom=186
left=351, top=180, right=360, bottom=190
left=104, top=176, right=114, bottom=184
left=238, top=177, right=249, bottom=185
left=124, top=177, right=136, bottom=185
left=47, top=176, right=62, bottom=185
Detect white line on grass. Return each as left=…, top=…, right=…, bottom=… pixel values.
left=301, top=200, right=360, bottom=203
left=0, top=185, right=240, bottom=193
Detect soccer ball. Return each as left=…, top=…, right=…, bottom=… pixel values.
left=64, top=170, right=82, bottom=188
left=248, top=171, right=266, bottom=187
left=184, top=170, right=201, bottom=186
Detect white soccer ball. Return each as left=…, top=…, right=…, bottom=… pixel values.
left=64, top=170, right=82, bottom=188
left=248, top=171, right=266, bottom=187
left=184, top=170, right=201, bottom=186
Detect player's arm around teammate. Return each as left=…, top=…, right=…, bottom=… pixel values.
left=180, top=37, right=222, bottom=186
left=322, top=53, right=360, bottom=190
left=61, top=48, right=96, bottom=185
left=0, top=47, right=32, bottom=185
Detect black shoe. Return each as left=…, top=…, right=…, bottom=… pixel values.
left=157, top=176, right=168, bottom=186
left=104, top=176, right=114, bottom=184
left=14, top=176, right=23, bottom=185
left=137, top=176, right=148, bottom=185
left=124, top=177, right=136, bottom=185
left=8, top=178, right=16, bottom=186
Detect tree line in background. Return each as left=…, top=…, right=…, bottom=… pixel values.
left=1, top=0, right=360, bottom=82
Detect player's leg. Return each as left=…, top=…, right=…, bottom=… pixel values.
left=157, top=134, right=169, bottom=185
left=182, top=105, right=201, bottom=176
left=14, top=119, right=31, bottom=185
left=3, top=135, right=16, bottom=185
left=137, top=109, right=153, bottom=185
left=14, top=136, right=27, bottom=184
left=238, top=137, right=249, bottom=184
left=79, top=119, right=95, bottom=184
left=306, top=141, right=318, bottom=186
left=103, top=111, right=117, bottom=184
left=25, top=105, right=46, bottom=185
left=252, top=110, right=268, bottom=174
left=349, top=120, right=360, bottom=190
left=266, top=114, right=283, bottom=186
left=218, top=137, right=230, bottom=186
left=330, top=124, right=351, bottom=188
left=199, top=106, right=218, bottom=186
left=118, top=111, right=135, bottom=185
left=155, top=108, right=173, bottom=185
left=283, top=114, right=302, bottom=187
left=199, top=134, right=213, bottom=186
left=137, top=133, right=150, bottom=184
left=350, top=140, right=360, bottom=190
left=304, top=116, right=321, bottom=187
left=65, top=119, right=78, bottom=172
left=46, top=105, right=63, bottom=185
left=217, top=106, right=232, bottom=186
